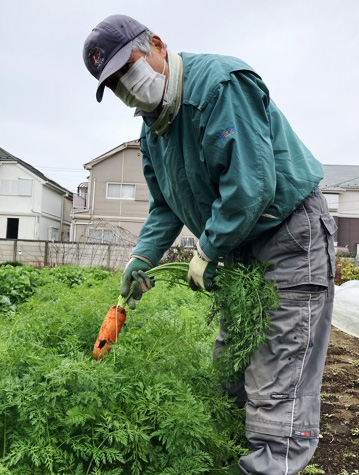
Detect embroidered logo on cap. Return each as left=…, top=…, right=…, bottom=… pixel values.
left=88, top=46, right=105, bottom=71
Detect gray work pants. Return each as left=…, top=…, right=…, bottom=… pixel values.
left=215, top=189, right=336, bottom=474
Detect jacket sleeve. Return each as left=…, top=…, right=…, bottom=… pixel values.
left=198, top=72, right=277, bottom=261
left=131, top=133, right=184, bottom=265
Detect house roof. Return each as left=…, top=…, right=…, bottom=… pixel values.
left=0, top=147, right=73, bottom=196
left=84, top=139, right=140, bottom=170
left=321, top=165, right=359, bottom=191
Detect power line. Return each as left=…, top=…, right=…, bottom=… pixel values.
left=35, top=165, right=86, bottom=172
left=321, top=175, right=359, bottom=189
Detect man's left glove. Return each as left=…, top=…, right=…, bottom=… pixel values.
left=120, top=256, right=154, bottom=309
left=188, top=247, right=217, bottom=291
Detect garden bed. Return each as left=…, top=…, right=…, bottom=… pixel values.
left=1, top=264, right=358, bottom=474
left=309, top=327, right=359, bottom=474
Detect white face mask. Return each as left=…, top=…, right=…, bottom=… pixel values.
left=114, top=56, right=166, bottom=112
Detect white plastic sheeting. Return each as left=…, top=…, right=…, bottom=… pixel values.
left=333, top=280, right=359, bottom=338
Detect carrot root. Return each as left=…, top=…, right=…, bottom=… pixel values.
left=93, top=305, right=126, bottom=360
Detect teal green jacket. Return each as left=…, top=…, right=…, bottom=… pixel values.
left=133, top=53, right=323, bottom=265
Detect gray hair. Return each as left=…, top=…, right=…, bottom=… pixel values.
left=131, top=30, right=153, bottom=55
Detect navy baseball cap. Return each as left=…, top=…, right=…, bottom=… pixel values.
left=83, top=15, right=148, bottom=102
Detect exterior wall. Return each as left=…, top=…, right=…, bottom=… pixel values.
left=322, top=189, right=359, bottom=253
left=89, top=148, right=149, bottom=219
left=41, top=186, right=63, bottom=218
left=0, top=218, right=5, bottom=238
left=117, top=220, right=145, bottom=237
left=336, top=191, right=359, bottom=253
left=0, top=215, right=37, bottom=240
left=62, top=196, right=73, bottom=241
left=0, top=162, right=71, bottom=241
left=0, top=191, right=34, bottom=214
left=38, top=186, right=67, bottom=241
left=72, top=143, right=197, bottom=249
left=338, top=191, right=359, bottom=218
left=73, top=219, right=144, bottom=244
left=38, top=216, right=63, bottom=241
left=0, top=163, right=39, bottom=239
left=0, top=164, right=44, bottom=214
left=63, top=195, right=74, bottom=219
left=337, top=217, right=359, bottom=254
left=72, top=145, right=150, bottom=243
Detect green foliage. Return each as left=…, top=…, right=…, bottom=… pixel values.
left=300, top=465, right=325, bottom=474
left=42, top=266, right=111, bottom=288
left=160, top=246, right=195, bottom=264
left=335, top=257, right=359, bottom=285
left=209, top=262, right=278, bottom=380
left=0, top=268, right=246, bottom=474
left=141, top=261, right=278, bottom=382
left=0, top=265, right=40, bottom=307
left=0, top=266, right=111, bottom=315
left=0, top=261, right=24, bottom=267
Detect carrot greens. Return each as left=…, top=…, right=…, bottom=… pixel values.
left=120, top=260, right=279, bottom=379
left=0, top=262, right=278, bottom=474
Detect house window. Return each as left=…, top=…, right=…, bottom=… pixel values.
left=48, top=227, right=60, bottom=241
left=87, top=228, right=117, bottom=244
left=0, top=179, right=32, bottom=196
left=324, top=193, right=339, bottom=211
left=180, top=237, right=195, bottom=248
left=87, top=229, right=103, bottom=243
left=107, top=183, right=135, bottom=200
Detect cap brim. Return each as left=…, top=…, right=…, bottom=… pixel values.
left=96, top=41, right=133, bottom=102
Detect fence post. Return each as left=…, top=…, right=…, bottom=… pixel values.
left=44, top=241, right=49, bottom=267
left=76, top=242, right=80, bottom=266
left=13, top=240, right=18, bottom=262
left=107, top=245, right=111, bottom=269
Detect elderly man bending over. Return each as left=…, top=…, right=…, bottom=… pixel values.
left=83, top=15, right=336, bottom=475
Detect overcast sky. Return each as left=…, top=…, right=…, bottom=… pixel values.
left=1, top=0, right=358, bottom=192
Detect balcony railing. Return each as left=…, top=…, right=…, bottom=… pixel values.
left=72, top=193, right=87, bottom=210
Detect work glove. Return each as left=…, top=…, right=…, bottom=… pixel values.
left=120, top=256, right=154, bottom=309
left=188, top=246, right=217, bottom=291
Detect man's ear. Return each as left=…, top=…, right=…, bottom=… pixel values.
left=150, top=35, right=167, bottom=57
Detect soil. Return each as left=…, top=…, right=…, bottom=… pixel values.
left=310, top=326, right=359, bottom=474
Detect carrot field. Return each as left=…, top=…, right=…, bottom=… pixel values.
left=0, top=264, right=248, bottom=474
left=1, top=264, right=357, bottom=475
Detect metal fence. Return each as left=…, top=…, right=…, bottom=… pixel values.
left=0, top=239, right=133, bottom=271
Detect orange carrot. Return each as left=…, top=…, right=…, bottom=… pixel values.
left=93, top=305, right=126, bottom=360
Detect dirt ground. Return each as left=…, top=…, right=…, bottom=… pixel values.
left=310, top=326, right=359, bottom=474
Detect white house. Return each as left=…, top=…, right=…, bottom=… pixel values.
left=0, top=147, right=73, bottom=241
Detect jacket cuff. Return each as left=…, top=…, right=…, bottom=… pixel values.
left=198, top=234, right=220, bottom=262
left=131, top=243, right=164, bottom=267
left=131, top=254, right=154, bottom=267
left=196, top=242, right=212, bottom=261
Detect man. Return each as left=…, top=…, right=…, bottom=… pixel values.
left=83, top=15, right=336, bottom=474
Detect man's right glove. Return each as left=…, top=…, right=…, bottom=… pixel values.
left=120, top=256, right=154, bottom=309
left=188, top=252, right=217, bottom=291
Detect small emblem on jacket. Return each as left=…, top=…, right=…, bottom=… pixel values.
left=218, top=126, right=236, bottom=141
left=270, top=393, right=289, bottom=399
